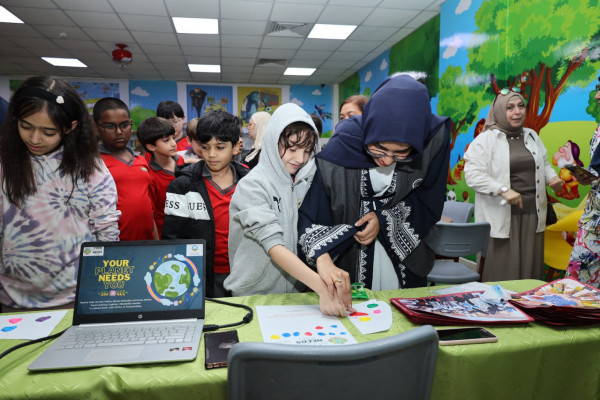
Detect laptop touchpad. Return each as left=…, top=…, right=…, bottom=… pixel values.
left=84, top=346, right=144, bottom=362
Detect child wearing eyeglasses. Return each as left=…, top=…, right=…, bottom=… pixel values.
left=0, top=77, right=120, bottom=311
left=298, top=75, right=451, bottom=292
left=93, top=97, right=158, bottom=241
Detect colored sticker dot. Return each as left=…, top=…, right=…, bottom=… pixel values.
left=330, top=325, right=338, bottom=328
left=2, top=326, right=17, bottom=332
left=315, top=326, right=323, bottom=330
left=329, top=332, right=335, bottom=335
left=329, top=337, right=348, bottom=344
left=293, top=332, right=300, bottom=336
left=36, top=316, right=52, bottom=322
left=367, top=304, right=378, bottom=308
left=282, top=332, right=291, bottom=337
left=373, top=309, right=382, bottom=314
left=340, top=332, right=347, bottom=335
left=270, top=335, right=280, bottom=340
left=8, top=318, right=21, bottom=324
left=305, top=332, right=312, bottom=336
left=359, top=317, right=371, bottom=322
left=318, top=332, right=326, bottom=336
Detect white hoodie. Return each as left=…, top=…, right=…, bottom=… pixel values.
left=225, top=103, right=319, bottom=295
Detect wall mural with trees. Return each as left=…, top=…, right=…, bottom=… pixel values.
left=340, top=0, right=600, bottom=214
left=441, top=0, right=600, bottom=211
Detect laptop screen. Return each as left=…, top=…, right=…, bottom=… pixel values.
left=73, top=240, right=206, bottom=325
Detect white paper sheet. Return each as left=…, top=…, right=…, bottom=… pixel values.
left=348, top=299, right=393, bottom=334
left=0, top=310, right=68, bottom=340
left=256, top=305, right=357, bottom=345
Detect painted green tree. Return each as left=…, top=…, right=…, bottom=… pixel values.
left=468, top=0, right=600, bottom=133
left=586, top=88, right=600, bottom=123
left=438, top=66, right=485, bottom=184
left=338, top=73, right=361, bottom=110
left=389, top=15, right=440, bottom=99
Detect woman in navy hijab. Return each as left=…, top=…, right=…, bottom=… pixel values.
left=298, top=75, right=450, bottom=294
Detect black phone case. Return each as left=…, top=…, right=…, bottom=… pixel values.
left=204, top=330, right=239, bottom=369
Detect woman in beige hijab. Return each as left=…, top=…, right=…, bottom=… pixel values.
left=464, top=89, right=563, bottom=281
left=243, top=111, right=271, bottom=169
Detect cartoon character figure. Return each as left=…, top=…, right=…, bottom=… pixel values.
left=552, top=140, right=583, bottom=200
left=190, top=87, right=207, bottom=118
left=447, top=189, right=457, bottom=202
left=241, top=91, right=263, bottom=123
left=453, top=158, right=465, bottom=181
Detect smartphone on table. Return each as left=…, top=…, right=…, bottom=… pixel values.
left=436, top=327, right=497, bottom=346
left=204, top=329, right=239, bottom=369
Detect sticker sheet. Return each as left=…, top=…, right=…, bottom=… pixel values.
left=256, top=305, right=357, bottom=345
left=0, top=310, right=68, bottom=340
left=348, top=300, right=393, bottom=334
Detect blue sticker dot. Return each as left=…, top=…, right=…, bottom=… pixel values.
left=293, top=332, right=300, bottom=336
left=318, top=332, right=326, bottom=336
left=330, top=325, right=338, bottom=328
left=1, top=326, right=17, bottom=332
left=282, top=332, right=291, bottom=337
left=329, top=332, right=335, bottom=335
left=340, top=332, right=347, bottom=335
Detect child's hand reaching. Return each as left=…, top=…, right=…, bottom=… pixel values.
left=318, top=290, right=352, bottom=317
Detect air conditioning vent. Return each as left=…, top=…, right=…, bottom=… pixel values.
left=266, top=21, right=312, bottom=37
left=257, top=58, right=287, bottom=67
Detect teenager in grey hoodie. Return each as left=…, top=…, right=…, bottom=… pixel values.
left=224, top=103, right=353, bottom=317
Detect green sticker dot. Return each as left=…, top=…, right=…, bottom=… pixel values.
left=367, top=303, right=378, bottom=308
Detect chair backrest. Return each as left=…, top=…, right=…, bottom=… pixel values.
left=442, top=201, right=474, bottom=223
left=425, top=221, right=491, bottom=259
left=227, top=325, right=439, bottom=400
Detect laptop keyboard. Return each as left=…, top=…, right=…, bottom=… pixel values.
left=55, top=323, right=198, bottom=349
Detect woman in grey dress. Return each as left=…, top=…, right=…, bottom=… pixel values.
left=464, top=89, right=563, bottom=281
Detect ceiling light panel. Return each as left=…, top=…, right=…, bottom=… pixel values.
left=308, top=24, right=357, bottom=40
left=173, top=17, right=218, bottom=34
left=42, top=57, right=87, bottom=67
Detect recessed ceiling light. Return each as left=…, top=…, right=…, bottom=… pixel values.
left=0, top=6, right=23, bottom=23
left=42, top=57, right=87, bottom=68
left=284, top=67, right=316, bottom=76
left=188, top=64, right=221, bottom=73
left=173, top=17, right=218, bottom=34
left=308, top=24, right=357, bottom=40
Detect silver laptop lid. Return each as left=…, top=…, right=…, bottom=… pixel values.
left=73, top=240, right=206, bottom=325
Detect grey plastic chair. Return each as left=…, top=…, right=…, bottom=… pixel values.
left=425, top=221, right=491, bottom=284
left=442, top=201, right=474, bottom=223
left=227, top=325, right=439, bottom=400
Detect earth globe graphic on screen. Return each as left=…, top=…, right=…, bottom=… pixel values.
left=153, top=260, right=191, bottom=298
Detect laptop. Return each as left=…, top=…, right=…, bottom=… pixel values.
left=28, top=239, right=206, bottom=371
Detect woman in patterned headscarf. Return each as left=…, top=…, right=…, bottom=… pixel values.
left=298, top=75, right=450, bottom=292
left=464, top=89, right=563, bottom=281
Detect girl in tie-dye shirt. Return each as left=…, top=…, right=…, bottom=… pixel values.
left=0, top=77, right=120, bottom=310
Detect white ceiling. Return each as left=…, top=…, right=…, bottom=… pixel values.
left=0, top=0, right=443, bottom=85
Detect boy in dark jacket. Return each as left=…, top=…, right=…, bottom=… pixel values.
left=161, top=110, right=249, bottom=298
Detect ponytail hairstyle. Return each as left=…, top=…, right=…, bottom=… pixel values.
left=0, top=76, right=100, bottom=207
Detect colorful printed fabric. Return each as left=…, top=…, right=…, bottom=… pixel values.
left=0, top=149, right=120, bottom=308
left=567, top=125, right=600, bottom=288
